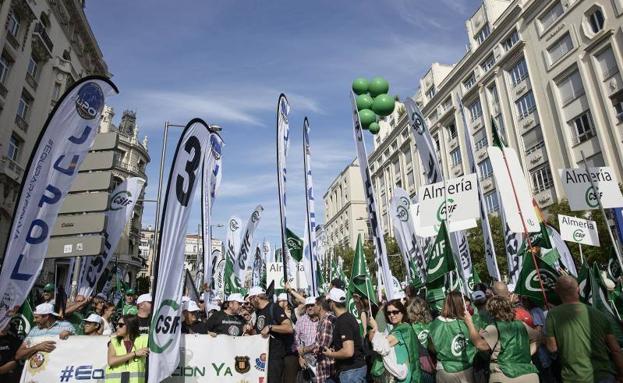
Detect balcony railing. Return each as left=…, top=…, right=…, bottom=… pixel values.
left=15, top=115, right=28, bottom=132
left=0, top=156, right=24, bottom=181
left=33, top=22, right=54, bottom=57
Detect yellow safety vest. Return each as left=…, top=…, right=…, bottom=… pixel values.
left=105, top=335, right=148, bottom=383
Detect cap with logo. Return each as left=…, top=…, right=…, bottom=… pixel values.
left=136, top=294, right=152, bottom=305
left=277, top=293, right=288, bottom=302
left=247, top=286, right=266, bottom=297
left=327, top=288, right=346, bottom=303
left=471, top=291, right=486, bottom=302
left=226, top=293, right=245, bottom=303
left=33, top=303, right=58, bottom=316
left=183, top=300, right=200, bottom=312
left=84, top=313, right=102, bottom=324
left=43, top=283, right=55, bottom=293
left=304, top=297, right=316, bottom=306
left=125, top=288, right=136, bottom=296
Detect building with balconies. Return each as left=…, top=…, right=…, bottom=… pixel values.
left=0, top=0, right=108, bottom=258
left=370, top=0, right=623, bottom=236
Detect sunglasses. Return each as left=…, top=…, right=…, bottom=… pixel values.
left=117, top=322, right=125, bottom=327
left=387, top=310, right=401, bottom=316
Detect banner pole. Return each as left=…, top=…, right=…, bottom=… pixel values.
left=499, top=147, right=549, bottom=306
left=579, top=243, right=584, bottom=265
left=580, top=150, right=623, bottom=272
left=151, top=121, right=169, bottom=294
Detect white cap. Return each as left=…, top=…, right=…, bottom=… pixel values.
left=304, top=297, right=316, bottom=306
left=33, top=303, right=57, bottom=316
left=95, top=293, right=107, bottom=300
left=183, top=300, right=200, bottom=312
left=327, top=288, right=346, bottom=303
left=136, top=293, right=152, bottom=305
left=226, top=293, right=245, bottom=303
left=206, top=303, right=221, bottom=312
left=84, top=313, right=102, bottom=324
left=277, top=293, right=288, bottom=302
left=181, top=296, right=190, bottom=303
left=247, top=286, right=266, bottom=297
left=472, top=291, right=486, bottom=302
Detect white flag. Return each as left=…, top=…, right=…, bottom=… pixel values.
left=0, top=76, right=117, bottom=329
left=303, top=117, right=319, bottom=295
left=148, top=119, right=215, bottom=383
left=276, top=94, right=290, bottom=281
left=389, top=188, right=426, bottom=282
left=236, top=205, right=264, bottom=282
left=202, top=134, right=223, bottom=290
left=78, top=177, right=145, bottom=297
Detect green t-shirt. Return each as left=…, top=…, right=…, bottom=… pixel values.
left=411, top=322, right=431, bottom=348
left=429, top=317, right=476, bottom=373
left=546, top=302, right=615, bottom=382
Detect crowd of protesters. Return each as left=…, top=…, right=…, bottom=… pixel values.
left=2, top=274, right=623, bottom=383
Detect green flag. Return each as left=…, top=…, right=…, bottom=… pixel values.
left=349, top=234, right=378, bottom=306
left=491, top=117, right=507, bottom=148
left=578, top=262, right=591, bottom=303
left=10, top=298, right=34, bottom=340
left=589, top=264, right=623, bottom=342
left=286, top=227, right=304, bottom=262
left=224, top=256, right=242, bottom=295
left=514, top=250, right=560, bottom=306
left=409, top=258, right=423, bottom=289
left=425, top=221, right=455, bottom=283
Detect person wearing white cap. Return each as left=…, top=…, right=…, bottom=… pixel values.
left=322, top=288, right=367, bottom=382
left=83, top=314, right=103, bottom=336
left=182, top=300, right=208, bottom=334
left=295, top=296, right=320, bottom=369
left=15, top=303, right=75, bottom=361
left=136, top=293, right=152, bottom=335
left=248, top=286, right=294, bottom=382
left=205, top=294, right=246, bottom=336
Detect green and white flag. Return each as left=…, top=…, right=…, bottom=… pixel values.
left=514, top=250, right=560, bottom=306
left=578, top=262, right=590, bottom=302
left=589, top=263, right=615, bottom=317
left=426, top=221, right=455, bottom=283
left=349, top=235, right=377, bottom=305
left=224, top=217, right=243, bottom=295
left=286, top=227, right=304, bottom=262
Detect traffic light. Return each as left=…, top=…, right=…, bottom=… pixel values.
left=352, top=76, right=396, bottom=135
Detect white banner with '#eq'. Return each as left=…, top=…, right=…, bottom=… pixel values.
left=20, top=334, right=269, bottom=382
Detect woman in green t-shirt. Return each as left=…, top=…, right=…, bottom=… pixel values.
left=428, top=291, right=477, bottom=383
left=408, top=297, right=435, bottom=383
left=465, top=295, right=540, bottom=383
left=369, top=299, right=421, bottom=383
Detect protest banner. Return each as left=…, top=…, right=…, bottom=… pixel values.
left=559, top=167, right=623, bottom=211
left=267, top=261, right=307, bottom=290
left=558, top=214, right=600, bottom=247
left=20, top=335, right=268, bottom=382
left=418, top=173, right=479, bottom=229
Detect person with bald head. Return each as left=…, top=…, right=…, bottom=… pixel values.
left=546, top=275, right=623, bottom=382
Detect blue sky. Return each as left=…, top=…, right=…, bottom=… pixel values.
left=85, top=0, right=481, bottom=245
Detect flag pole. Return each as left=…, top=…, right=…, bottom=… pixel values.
left=580, top=150, right=623, bottom=272
left=276, top=95, right=289, bottom=285
left=579, top=243, right=584, bottom=265
left=498, top=144, right=549, bottom=306
left=303, top=117, right=317, bottom=296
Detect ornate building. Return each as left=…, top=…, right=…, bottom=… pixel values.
left=0, top=0, right=108, bottom=258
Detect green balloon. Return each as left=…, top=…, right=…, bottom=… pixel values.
left=356, top=94, right=373, bottom=111
left=352, top=78, right=369, bottom=95
left=369, top=77, right=389, bottom=97
left=372, top=94, right=396, bottom=117
left=369, top=122, right=380, bottom=134
left=358, top=109, right=376, bottom=128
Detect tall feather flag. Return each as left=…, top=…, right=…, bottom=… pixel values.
left=0, top=76, right=118, bottom=329
left=457, top=96, right=500, bottom=281
left=276, top=94, right=291, bottom=283
left=303, top=117, right=319, bottom=296
left=201, top=134, right=223, bottom=290
left=425, top=221, right=455, bottom=283
left=348, top=234, right=377, bottom=305
left=224, top=216, right=243, bottom=295
left=236, top=205, right=264, bottom=283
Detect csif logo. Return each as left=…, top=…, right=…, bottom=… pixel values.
left=229, top=219, right=240, bottom=231
left=74, top=82, right=104, bottom=120
left=110, top=191, right=133, bottom=211
left=572, top=229, right=586, bottom=242
left=451, top=334, right=466, bottom=357
left=149, top=299, right=181, bottom=353
left=524, top=269, right=557, bottom=292
left=584, top=186, right=601, bottom=208
left=436, top=198, right=456, bottom=222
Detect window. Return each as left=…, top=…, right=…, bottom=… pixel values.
left=475, top=24, right=491, bottom=45
left=474, top=129, right=488, bottom=151
left=393, top=160, right=400, bottom=175
left=425, top=86, right=436, bottom=99
left=407, top=170, right=415, bottom=189
left=450, top=148, right=462, bottom=167
left=570, top=111, right=595, bottom=144
left=597, top=48, right=618, bottom=79
left=488, top=85, right=499, bottom=105
left=8, top=134, right=20, bottom=161
left=447, top=123, right=457, bottom=139
left=516, top=91, right=536, bottom=119
left=484, top=192, right=499, bottom=213
left=403, top=148, right=412, bottom=165
left=52, top=82, right=62, bottom=100
left=464, top=74, right=476, bottom=90
left=478, top=158, right=493, bottom=180
left=6, top=11, right=20, bottom=37
left=495, top=114, right=506, bottom=141
left=0, top=54, right=10, bottom=84
left=502, top=29, right=519, bottom=51
left=557, top=70, right=585, bottom=104
left=27, top=56, right=38, bottom=79
left=588, top=8, right=605, bottom=33
left=548, top=33, right=573, bottom=64
left=481, top=54, right=496, bottom=72
left=578, top=153, right=605, bottom=168
left=468, top=100, right=483, bottom=121
left=531, top=165, right=554, bottom=193
left=522, top=127, right=544, bottom=155
left=16, top=92, right=31, bottom=120
left=443, top=97, right=453, bottom=111
left=613, top=93, right=623, bottom=122
left=539, top=2, right=564, bottom=30
left=509, top=58, right=529, bottom=85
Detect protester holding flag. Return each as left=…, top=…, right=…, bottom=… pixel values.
left=465, top=296, right=540, bottom=383
left=368, top=299, right=421, bottom=383
left=546, top=276, right=623, bottom=383
left=106, top=315, right=149, bottom=382
left=428, top=291, right=477, bottom=383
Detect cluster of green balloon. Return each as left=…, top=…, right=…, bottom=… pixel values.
left=352, top=77, right=396, bottom=135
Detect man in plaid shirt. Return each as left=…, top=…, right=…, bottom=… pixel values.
left=308, top=296, right=335, bottom=383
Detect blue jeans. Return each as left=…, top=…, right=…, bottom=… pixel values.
left=338, top=365, right=366, bottom=383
